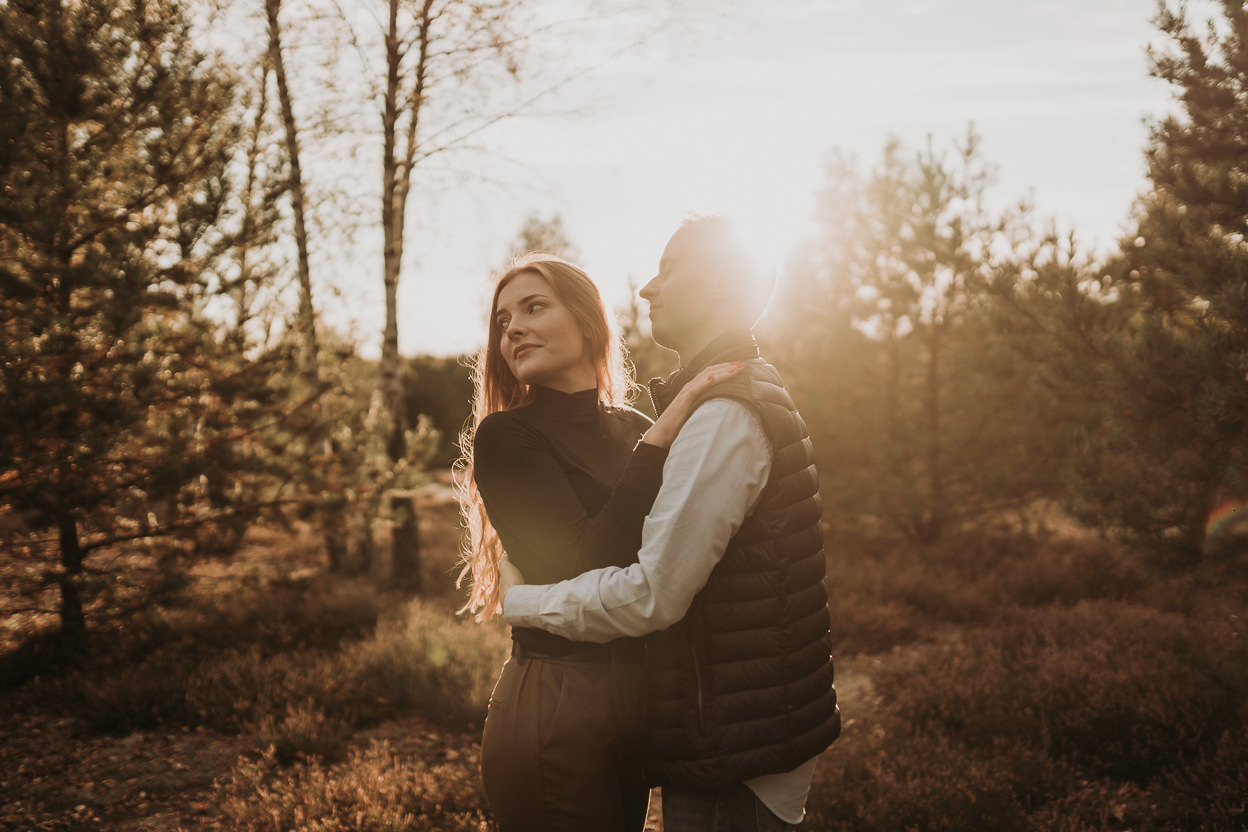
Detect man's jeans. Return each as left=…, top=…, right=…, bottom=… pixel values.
left=662, top=783, right=792, bottom=832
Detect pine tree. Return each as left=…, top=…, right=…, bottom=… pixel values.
left=1077, top=0, right=1248, bottom=559
left=0, top=0, right=254, bottom=643
left=511, top=213, right=580, bottom=262
left=770, top=131, right=1052, bottom=542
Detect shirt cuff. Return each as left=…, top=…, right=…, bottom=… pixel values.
left=503, top=584, right=545, bottom=626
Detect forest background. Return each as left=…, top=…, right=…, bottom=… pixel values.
left=2, top=0, right=1247, bottom=829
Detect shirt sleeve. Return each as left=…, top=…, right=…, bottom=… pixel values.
left=503, top=399, right=773, bottom=642
left=473, top=412, right=669, bottom=579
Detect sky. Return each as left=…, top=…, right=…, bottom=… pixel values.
left=337, top=0, right=1198, bottom=358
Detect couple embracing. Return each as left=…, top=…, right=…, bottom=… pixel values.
left=456, top=216, right=840, bottom=832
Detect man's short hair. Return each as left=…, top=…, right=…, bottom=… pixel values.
left=675, top=215, right=775, bottom=326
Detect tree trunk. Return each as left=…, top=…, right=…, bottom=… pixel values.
left=883, top=326, right=912, bottom=537
left=923, top=321, right=945, bottom=543
left=373, top=0, right=432, bottom=590
left=325, top=504, right=367, bottom=577
left=390, top=494, right=423, bottom=591
left=266, top=0, right=319, bottom=384
left=57, top=513, right=86, bottom=646
left=231, top=59, right=270, bottom=348
left=378, top=0, right=403, bottom=436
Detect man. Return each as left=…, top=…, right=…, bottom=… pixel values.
left=501, top=215, right=840, bottom=831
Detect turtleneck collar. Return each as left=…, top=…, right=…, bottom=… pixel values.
left=529, top=385, right=601, bottom=420
left=648, top=330, right=759, bottom=415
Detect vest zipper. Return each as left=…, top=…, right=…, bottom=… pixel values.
left=691, top=641, right=706, bottom=731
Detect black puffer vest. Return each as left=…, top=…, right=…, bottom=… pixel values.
left=645, top=333, right=840, bottom=789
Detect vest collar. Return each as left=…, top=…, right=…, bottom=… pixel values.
left=648, top=331, right=759, bottom=415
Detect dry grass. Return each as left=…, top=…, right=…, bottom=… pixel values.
left=211, top=741, right=489, bottom=832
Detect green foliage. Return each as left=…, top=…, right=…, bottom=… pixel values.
left=510, top=213, right=579, bottom=262
left=767, top=130, right=1058, bottom=542
left=0, top=0, right=327, bottom=640
left=301, top=350, right=439, bottom=580
left=403, top=354, right=474, bottom=466
left=1027, top=0, right=1248, bottom=559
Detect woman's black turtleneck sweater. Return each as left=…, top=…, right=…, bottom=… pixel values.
left=473, top=386, right=668, bottom=648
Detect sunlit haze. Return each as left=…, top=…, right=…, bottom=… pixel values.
left=343, top=0, right=1197, bottom=359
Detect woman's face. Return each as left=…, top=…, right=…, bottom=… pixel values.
left=494, top=271, right=596, bottom=393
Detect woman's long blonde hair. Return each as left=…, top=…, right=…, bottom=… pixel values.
left=455, top=253, right=634, bottom=621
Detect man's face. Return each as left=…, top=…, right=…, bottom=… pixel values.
left=640, top=229, right=711, bottom=354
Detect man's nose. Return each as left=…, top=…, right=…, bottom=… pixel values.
left=639, top=276, right=658, bottom=300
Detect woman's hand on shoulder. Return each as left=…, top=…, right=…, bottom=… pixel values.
left=641, top=361, right=744, bottom=448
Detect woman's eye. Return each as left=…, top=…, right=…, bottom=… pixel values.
left=528, top=302, right=544, bottom=313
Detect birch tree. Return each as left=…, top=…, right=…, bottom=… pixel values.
left=265, top=0, right=321, bottom=384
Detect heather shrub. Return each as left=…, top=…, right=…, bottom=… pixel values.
left=209, top=741, right=489, bottom=832
left=911, top=532, right=1148, bottom=616
left=104, top=578, right=388, bottom=661
left=824, top=528, right=1154, bottom=659
left=32, top=641, right=340, bottom=734
left=809, top=594, right=1246, bottom=831
left=3, top=578, right=384, bottom=708
left=184, top=646, right=333, bottom=732
left=1027, top=726, right=1248, bottom=832
left=36, top=652, right=199, bottom=732
left=992, top=539, right=1145, bottom=608
left=806, top=723, right=1075, bottom=831
left=19, top=595, right=508, bottom=736
left=182, top=602, right=508, bottom=733
left=892, top=566, right=999, bottom=625
left=825, top=544, right=943, bottom=655
left=874, top=601, right=1246, bottom=781
left=1150, top=723, right=1248, bottom=830
left=178, top=579, right=388, bottom=653
left=827, top=597, right=924, bottom=655
left=248, top=700, right=352, bottom=764
left=339, top=603, right=510, bottom=731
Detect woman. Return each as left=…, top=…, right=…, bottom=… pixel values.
left=456, top=253, right=740, bottom=832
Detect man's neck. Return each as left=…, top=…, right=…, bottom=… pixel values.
left=676, top=329, right=758, bottom=373
left=675, top=338, right=711, bottom=370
